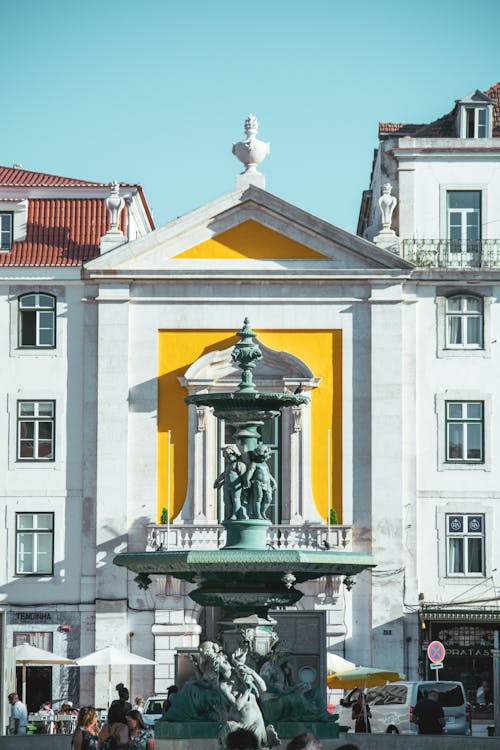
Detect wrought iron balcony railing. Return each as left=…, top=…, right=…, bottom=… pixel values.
left=401, top=239, right=500, bottom=268
left=146, top=523, right=352, bottom=552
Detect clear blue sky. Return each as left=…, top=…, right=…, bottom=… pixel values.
left=3, top=0, right=499, bottom=233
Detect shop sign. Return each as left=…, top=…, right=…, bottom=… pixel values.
left=9, top=612, right=54, bottom=624
left=445, top=647, right=491, bottom=657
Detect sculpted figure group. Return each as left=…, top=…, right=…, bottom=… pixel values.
left=214, top=445, right=277, bottom=522
left=163, top=640, right=335, bottom=746
left=164, top=641, right=279, bottom=748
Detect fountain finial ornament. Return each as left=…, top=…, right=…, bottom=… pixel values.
left=232, top=115, right=270, bottom=189
left=232, top=317, right=263, bottom=392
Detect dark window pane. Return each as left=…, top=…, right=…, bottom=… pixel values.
left=37, top=441, right=53, bottom=459
left=468, top=538, right=483, bottom=573
left=447, top=297, right=462, bottom=312
left=448, top=538, right=464, bottom=573
left=468, top=516, right=483, bottom=533
left=17, top=514, right=34, bottom=530
left=19, top=294, right=36, bottom=308
left=20, top=311, right=36, bottom=346
left=467, top=317, right=481, bottom=346
left=467, top=403, right=482, bottom=419
left=448, top=424, right=463, bottom=458
left=19, top=422, right=34, bottom=439
left=448, top=403, right=463, bottom=419
left=448, top=191, right=480, bottom=210
left=448, top=516, right=463, bottom=533
left=466, top=108, right=475, bottom=137
left=38, top=422, right=53, bottom=440
left=38, top=295, right=55, bottom=309
left=19, top=441, right=34, bottom=458
left=467, top=423, right=482, bottom=459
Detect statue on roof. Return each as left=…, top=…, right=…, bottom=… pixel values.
left=378, top=182, right=397, bottom=232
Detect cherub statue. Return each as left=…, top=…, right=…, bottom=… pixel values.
left=242, top=445, right=277, bottom=520
left=214, top=446, right=248, bottom=521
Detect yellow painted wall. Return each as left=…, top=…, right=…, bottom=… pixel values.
left=158, top=329, right=342, bottom=523
left=174, top=220, right=328, bottom=260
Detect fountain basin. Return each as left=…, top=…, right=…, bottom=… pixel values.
left=114, top=547, right=375, bottom=616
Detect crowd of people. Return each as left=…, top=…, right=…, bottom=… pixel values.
left=71, top=684, right=154, bottom=750
left=8, top=678, right=465, bottom=744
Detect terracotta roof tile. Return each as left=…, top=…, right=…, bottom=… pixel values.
left=485, top=82, right=500, bottom=136
left=0, top=166, right=110, bottom=187
left=0, top=198, right=125, bottom=266
left=379, top=82, right=500, bottom=139
left=378, top=122, right=424, bottom=137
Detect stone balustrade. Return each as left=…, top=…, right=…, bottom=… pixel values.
left=401, top=238, right=500, bottom=268
left=146, top=523, right=352, bottom=551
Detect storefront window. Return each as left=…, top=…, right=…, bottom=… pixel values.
left=421, top=621, right=495, bottom=712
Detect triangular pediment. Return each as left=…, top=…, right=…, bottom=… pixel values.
left=458, top=89, right=494, bottom=105
left=85, top=185, right=414, bottom=276
left=174, top=220, right=328, bottom=260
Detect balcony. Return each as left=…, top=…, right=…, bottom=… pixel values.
left=401, top=239, right=500, bottom=268
left=146, top=523, right=352, bottom=552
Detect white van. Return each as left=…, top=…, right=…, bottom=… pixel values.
left=336, top=681, right=470, bottom=735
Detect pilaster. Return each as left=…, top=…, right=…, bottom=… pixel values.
left=94, top=283, right=130, bottom=602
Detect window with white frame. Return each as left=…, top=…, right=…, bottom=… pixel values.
left=446, top=401, right=483, bottom=463
left=447, top=191, right=481, bottom=251
left=17, top=401, right=55, bottom=461
left=15, top=512, right=54, bottom=575
left=446, top=513, right=484, bottom=575
left=0, top=212, right=13, bottom=250
left=445, top=295, right=483, bottom=348
left=18, top=293, right=56, bottom=348
left=465, top=107, right=487, bottom=138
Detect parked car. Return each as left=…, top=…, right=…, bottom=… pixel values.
left=142, top=696, right=168, bottom=728
left=336, top=680, right=471, bottom=735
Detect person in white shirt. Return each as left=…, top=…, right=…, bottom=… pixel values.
left=8, top=693, right=28, bottom=735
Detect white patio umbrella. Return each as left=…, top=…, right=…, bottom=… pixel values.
left=327, top=652, right=356, bottom=676
left=75, top=646, right=156, bottom=706
left=14, top=643, right=77, bottom=705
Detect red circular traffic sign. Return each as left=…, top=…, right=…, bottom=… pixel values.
left=427, top=640, right=446, bottom=663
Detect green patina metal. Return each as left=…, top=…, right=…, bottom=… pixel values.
left=113, top=319, right=376, bottom=743
left=115, top=547, right=374, bottom=618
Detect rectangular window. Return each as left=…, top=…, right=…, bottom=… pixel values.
left=17, top=401, right=55, bottom=461
left=466, top=107, right=487, bottom=138
left=19, top=293, right=56, bottom=348
left=0, top=212, right=13, bottom=250
left=446, top=514, right=484, bottom=575
left=15, top=513, right=54, bottom=575
left=445, top=401, right=483, bottom=462
left=447, top=191, right=481, bottom=253
left=446, top=295, right=483, bottom=349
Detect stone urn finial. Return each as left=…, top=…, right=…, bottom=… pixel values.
left=378, top=182, right=397, bottom=231
left=105, top=181, right=125, bottom=232
left=232, top=115, right=270, bottom=189
left=373, top=181, right=400, bottom=253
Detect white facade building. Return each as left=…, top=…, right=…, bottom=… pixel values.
left=358, top=81, right=500, bottom=702
left=2, top=85, right=500, bottom=715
